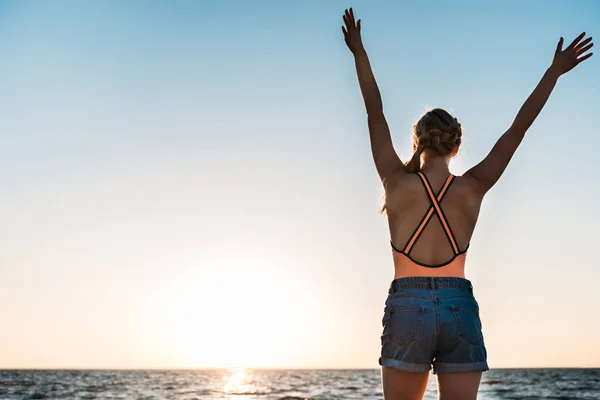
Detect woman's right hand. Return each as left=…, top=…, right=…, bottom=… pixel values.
left=342, top=8, right=364, bottom=54
left=550, top=32, right=593, bottom=76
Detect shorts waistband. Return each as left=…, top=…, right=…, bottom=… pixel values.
left=389, top=277, right=473, bottom=294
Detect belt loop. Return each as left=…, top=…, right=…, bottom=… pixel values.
left=389, top=282, right=394, bottom=295
left=429, top=277, right=435, bottom=290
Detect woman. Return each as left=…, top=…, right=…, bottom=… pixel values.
left=341, top=7, right=593, bottom=400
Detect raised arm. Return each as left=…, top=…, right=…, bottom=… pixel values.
left=342, top=8, right=403, bottom=180
left=465, top=33, right=594, bottom=194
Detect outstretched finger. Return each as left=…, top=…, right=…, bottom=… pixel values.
left=349, top=7, right=356, bottom=25
left=342, top=26, right=348, bottom=37
left=343, top=14, right=350, bottom=29
left=575, top=36, right=593, bottom=51
left=556, top=37, right=564, bottom=54
left=357, top=19, right=361, bottom=33
left=576, top=42, right=594, bottom=56
left=576, top=52, right=593, bottom=64
left=567, top=32, right=586, bottom=50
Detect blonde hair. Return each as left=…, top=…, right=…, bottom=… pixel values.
left=380, top=108, right=462, bottom=214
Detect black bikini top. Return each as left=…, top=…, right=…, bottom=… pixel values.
left=390, top=172, right=469, bottom=268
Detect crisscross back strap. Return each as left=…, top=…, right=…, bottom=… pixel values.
left=403, top=173, right=459, bottom=255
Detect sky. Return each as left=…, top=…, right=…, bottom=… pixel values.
left=0, top=0, right=598, bottom=369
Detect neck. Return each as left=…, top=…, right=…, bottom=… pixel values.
left=420, top=154, right=451, bottom=175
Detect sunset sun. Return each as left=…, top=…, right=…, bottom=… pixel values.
left=140, top=257, right=319, bottom=368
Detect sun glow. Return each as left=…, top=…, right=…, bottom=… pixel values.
left=223, top=368, right=254, bottom=395
left=140, top=256, right=320, bottom=368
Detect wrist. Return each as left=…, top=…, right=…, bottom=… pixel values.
left=547, top=65, right=562, bottom=80
left=353, top=46, right=367, bottom=57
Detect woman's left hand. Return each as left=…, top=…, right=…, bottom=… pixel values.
left=342, top=8, right=364, bottom=54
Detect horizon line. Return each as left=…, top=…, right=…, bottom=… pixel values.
left=1, top=366, right=599, bottom=371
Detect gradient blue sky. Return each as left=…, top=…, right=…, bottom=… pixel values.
left=0, top=0, right=598, bottom=369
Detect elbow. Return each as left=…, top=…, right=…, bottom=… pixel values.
left=504, top=126, right=527, bottom=146
left=366, top=106, right=384, bottom=118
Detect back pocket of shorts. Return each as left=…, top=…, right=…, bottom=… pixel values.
left=451, top=305, right=483, bottom=345
left=387, top=306, right=424, bottom=347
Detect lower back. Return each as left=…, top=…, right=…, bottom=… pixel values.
left=392, top=251, right=467, bottom=279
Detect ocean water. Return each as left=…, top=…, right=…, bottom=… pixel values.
left=0, top=368, right=598, bottom=399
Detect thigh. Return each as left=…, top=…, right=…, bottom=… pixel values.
left=381, top=366, right=429, bottom=400
left=436, top=371, right=482, bottom=400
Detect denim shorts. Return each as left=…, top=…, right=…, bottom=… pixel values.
left=379, top=277, right=489, bottom=374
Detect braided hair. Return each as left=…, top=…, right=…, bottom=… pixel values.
left=380, top=108, right=462, bottom=215
left=405, top=108, right=462, bottom=173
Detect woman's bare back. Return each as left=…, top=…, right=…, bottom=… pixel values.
left=385, top=166, right=484, bottom=278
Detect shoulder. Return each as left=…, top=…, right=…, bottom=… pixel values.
left=382, top=170, right=425, bottom=214
left=451, top=173, right=486, bottom=204
left=382, top=168, right=420, bottom=192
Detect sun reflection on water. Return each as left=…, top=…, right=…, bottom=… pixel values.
left=223, top=368, right=255, bottom=397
